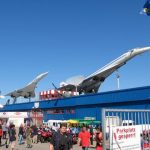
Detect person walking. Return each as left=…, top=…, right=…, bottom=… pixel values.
left=89, top=125, right=93, bottom=145
left=49, top=123, right=73, bottom=150
left=9, top=123, right=16, bottom=150
left=95, top=128, right=103, bottom=150
left=18, top=124, right=24, bottom=145
left=26, top=125, right=32, bottom=148
left=32, top=125, right=38, bottom=144
left=78, top=126, right=91, bottom=150
left=0, top=125, right=3, bottom=146
left=2, top=122, right=7, bottom=139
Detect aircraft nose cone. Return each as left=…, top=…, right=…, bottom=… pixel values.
left=43, top=72, right=48, bottom=76
left=140, top=47, right=150, bottom=51
left=132, top=47, right=150, bottom=56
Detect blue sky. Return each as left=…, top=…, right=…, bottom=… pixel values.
left=0, top=0, right=150, bottom=103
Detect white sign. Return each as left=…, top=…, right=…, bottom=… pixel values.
left=84, top=117, right=95, bottom=120
left=110, top=125, right=141, bottom=150
left=0, top=112, right=28, bottom=118
left=34, top=102, right=39, bottom=108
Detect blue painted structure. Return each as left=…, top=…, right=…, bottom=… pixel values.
left=1, top=86, right=150, bottom=121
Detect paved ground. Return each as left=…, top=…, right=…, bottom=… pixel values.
left=0, top=139, right=96, bottom=150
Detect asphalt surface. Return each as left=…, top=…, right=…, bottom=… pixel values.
left=0, top=139, right=96, bottom=150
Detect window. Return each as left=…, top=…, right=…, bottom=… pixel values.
left=66, top=108, right=75, bottom=114
left=47, top=109, right=64, bottom=114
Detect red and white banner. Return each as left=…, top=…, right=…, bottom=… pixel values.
left=0, top=112, right=28, bottom=118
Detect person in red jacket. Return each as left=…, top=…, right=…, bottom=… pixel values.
left=78, top=126, right=90, bottom=150
left=95, top=128, right=103, bottom=150
left=0, top=125, right=3, bottom=146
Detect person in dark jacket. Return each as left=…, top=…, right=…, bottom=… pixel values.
left=49, top=124, right=73, bottom=150
left=89, top=125, right=93, bottom=145
left=18, top=124, right=24, bottom=145
left=9, top=124, right=16, bottom=150
left=32, top=125, right=38, bottom=144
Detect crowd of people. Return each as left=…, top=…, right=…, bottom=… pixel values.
left=0, top=122, right=45, bottom=149
left=49, top=124, right=103, bottom=150
left=0, top=121, right=103, bottom=150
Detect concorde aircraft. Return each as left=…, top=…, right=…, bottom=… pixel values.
left=5, top=72, right=48, bottom=103
left=58, top=47, right=150, bottom=94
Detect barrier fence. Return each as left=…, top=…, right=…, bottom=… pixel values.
left=102, top=109, right=150, bottom=150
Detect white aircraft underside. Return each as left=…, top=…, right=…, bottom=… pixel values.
left=5, top=72, right=48, bottom=100
left=5, top=47, right=150, bottom=101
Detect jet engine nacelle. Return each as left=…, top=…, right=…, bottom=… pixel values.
left=24, top=92, right=35, bottom=98
left=24, top=95, right=29, bottom=98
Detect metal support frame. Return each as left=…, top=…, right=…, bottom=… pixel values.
left=101, top=108, right=150, bottom=150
